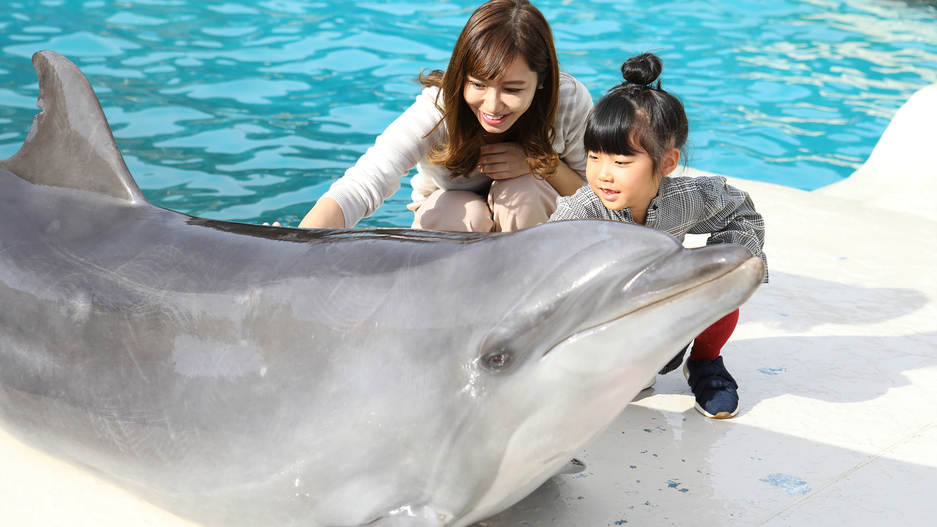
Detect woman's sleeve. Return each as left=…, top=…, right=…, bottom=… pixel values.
left=320, top=89, right=444, bottom=227
left=692, top=177, right=769, bottom=282
left=555, top=75, right=594, bottom=178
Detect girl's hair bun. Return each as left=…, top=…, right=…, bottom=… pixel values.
left=621, top=53, right=663, bottom=87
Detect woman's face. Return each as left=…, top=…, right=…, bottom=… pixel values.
left=462, top=56, right=539, bottom=136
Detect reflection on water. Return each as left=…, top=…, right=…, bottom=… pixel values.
left=1, top=0, right=935, bottom=227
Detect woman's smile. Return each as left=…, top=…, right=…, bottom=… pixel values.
left=481, top=111, right=509, bottom=126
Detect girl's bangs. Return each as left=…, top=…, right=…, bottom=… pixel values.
left=584, top=103, right=646, bottom=157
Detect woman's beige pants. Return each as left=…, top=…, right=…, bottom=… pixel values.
left=411, top=175, right=560, bottom=232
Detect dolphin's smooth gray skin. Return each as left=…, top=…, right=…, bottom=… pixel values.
left=0, top=51, right=764, bottom=527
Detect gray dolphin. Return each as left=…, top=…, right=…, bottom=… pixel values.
left=0, top=51, right=764, bottom=527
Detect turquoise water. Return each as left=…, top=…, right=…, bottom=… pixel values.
left=1, top=0, right=935, bottom=228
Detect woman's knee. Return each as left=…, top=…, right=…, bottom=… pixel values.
left=489, top=175, right=560, bottom=231
left=412, top=189, right=494, bottom=232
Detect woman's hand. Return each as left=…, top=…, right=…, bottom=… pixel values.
left=477, top=142, right=529, bottom=180
left=476, top=143, right=586, bottom=197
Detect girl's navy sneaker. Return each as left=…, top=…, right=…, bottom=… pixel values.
left=683, top=356, right=739, bottom=419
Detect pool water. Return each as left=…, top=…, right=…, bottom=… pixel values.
left=1, top=0, right=935, bottom=228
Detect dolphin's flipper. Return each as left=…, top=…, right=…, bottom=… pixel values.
left=0, top=50, right=144, bottom=203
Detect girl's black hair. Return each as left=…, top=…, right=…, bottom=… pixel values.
left=584, top=53, right=689, bottom=176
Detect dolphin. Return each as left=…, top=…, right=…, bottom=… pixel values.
left=0, top=51, right=764, bottom=527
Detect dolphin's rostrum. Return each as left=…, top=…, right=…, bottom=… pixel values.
left=0, top=51, right=764, bottom=526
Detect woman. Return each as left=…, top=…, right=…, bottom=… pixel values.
left=298, top=0, right=592, bottom=231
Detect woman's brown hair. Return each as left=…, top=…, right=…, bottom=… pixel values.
left=418, top=0, right=560, bottom=179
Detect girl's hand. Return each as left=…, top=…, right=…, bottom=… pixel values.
left=477, top=142, right=529, bottom=180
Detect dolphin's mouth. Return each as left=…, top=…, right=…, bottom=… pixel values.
left=542, top=246, right=764, bottom=359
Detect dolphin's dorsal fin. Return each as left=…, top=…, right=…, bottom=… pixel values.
left=0, top=51, right=145, bottom=203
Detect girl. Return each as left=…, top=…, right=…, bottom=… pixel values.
left=550, top=53, right=768, bottom=419
left=298, top=0, right=592, bottom=231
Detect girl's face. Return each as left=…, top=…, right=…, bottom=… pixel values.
left=463, top=56, right=539, bottom=136
left=586, top=147, right=678, bottom=222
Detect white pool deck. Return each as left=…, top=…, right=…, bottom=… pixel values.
left=3, top=84, right=936, bottom=526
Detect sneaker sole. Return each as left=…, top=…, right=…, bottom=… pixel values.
left=684, top=361, right=739, bottom=419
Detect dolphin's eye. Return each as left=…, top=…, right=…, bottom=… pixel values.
left=480, top=327, right=518, bottom=373
left=483, top=350, right=512, bottom=371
